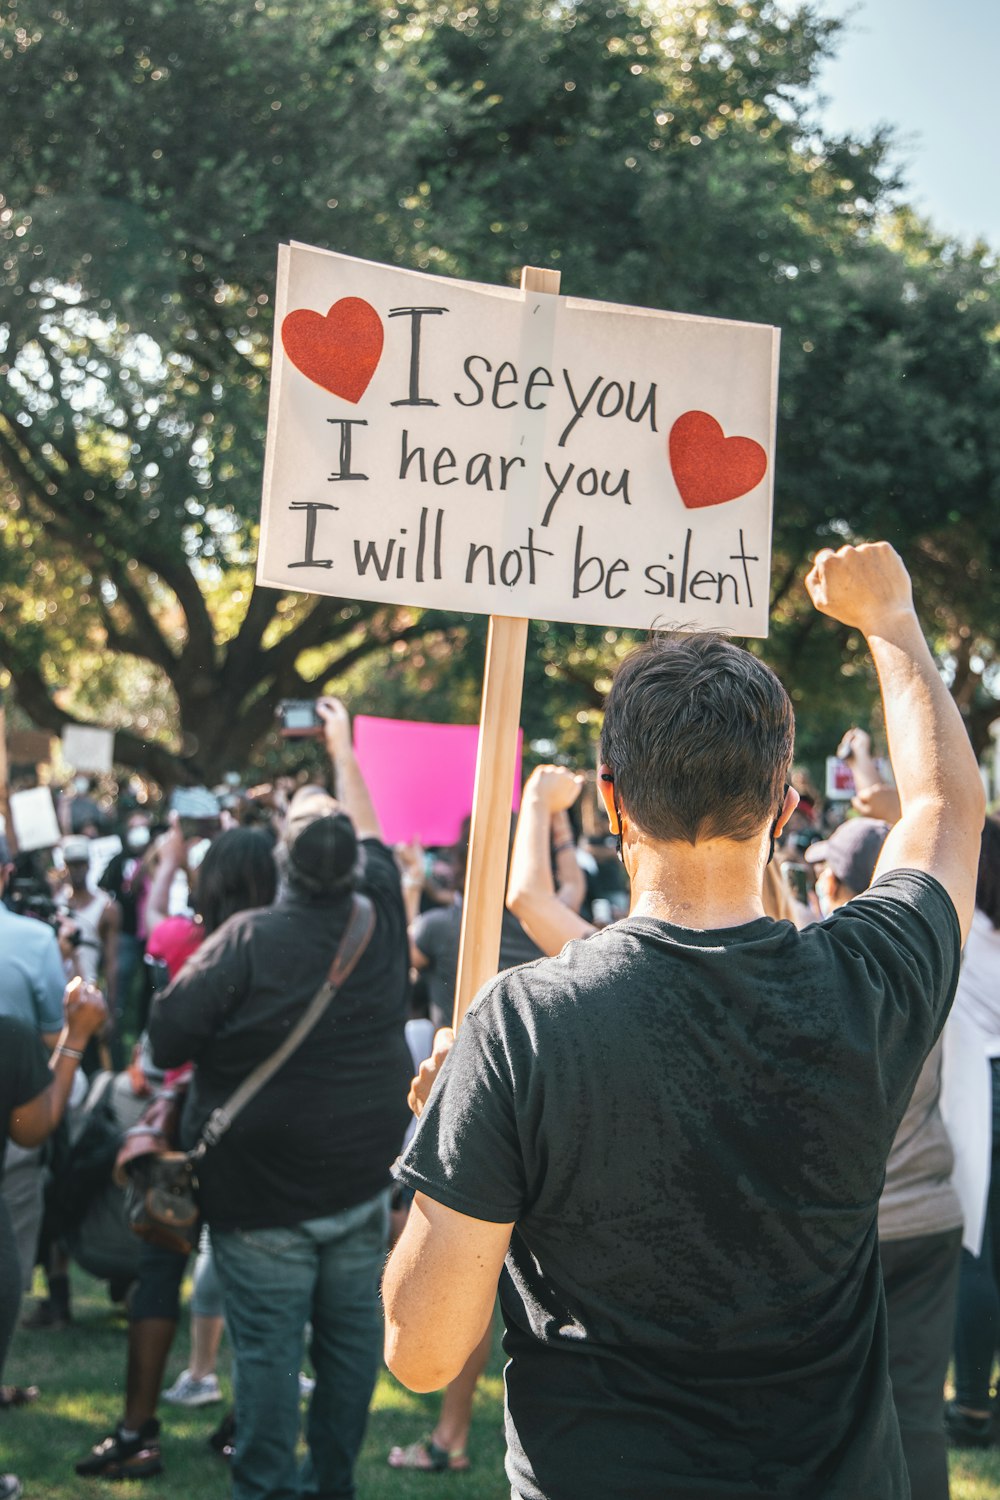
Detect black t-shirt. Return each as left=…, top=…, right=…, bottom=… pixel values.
left=0, top=1016, right=51, bottom=1167
left=99, top=853, right=141, bottom=937
left=397, top=870, right=961, bottom=1500
left=149, top=839, right=412, bottom=1231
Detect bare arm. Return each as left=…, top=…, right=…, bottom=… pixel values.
left=99, top=898, right=122, bottom=1019
left=318, top=697, right=381, bottom=842
left=10, top=979, right=107, bottom=1147
left=837, top=727, right=880, bottom=792
left=395, top=840, right=426, bottom=924
left=144, top=820, right=188, bottom=934
left=408, top=930, right=430, bottom=971
left=507, top=767, right=594, bottom=957
left=806, top=543, right=985, bottom=941
left=550, top=807, right=586, bottom=912
left=383, top=1192, right=512, bottom=1392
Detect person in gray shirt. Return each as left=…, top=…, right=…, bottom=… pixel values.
left=807, top=813, right=962, bottom=1500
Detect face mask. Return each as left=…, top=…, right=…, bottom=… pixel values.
left=73, top=777, right=90, bottom=795
left=126, top=826, right=151, bottom=852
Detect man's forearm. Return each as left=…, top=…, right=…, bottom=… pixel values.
left=867, top=612, right=980, bottom=822
left=508, top=789, right=591, bottom=955
left=805, top=541, right=985, bottom=938
left=508, top=787, right=556, bottom=913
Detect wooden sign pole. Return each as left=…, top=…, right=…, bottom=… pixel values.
left=452, top=265, right=561, bottom=1029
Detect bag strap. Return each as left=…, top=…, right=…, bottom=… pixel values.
left=191, top=893, right=375, bottom=1159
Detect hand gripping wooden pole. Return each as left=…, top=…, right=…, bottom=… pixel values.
left=452, top=265, right=561, bottom=1029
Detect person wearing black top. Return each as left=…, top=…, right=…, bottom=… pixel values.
left=149, top=699, right=411, bottom=1500
left=383, top=542, right=985, bottom=1500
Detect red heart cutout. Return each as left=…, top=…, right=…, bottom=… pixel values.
left=668, top=410, right=768, bottom=509
left=281, top=297, right=384, bottom=403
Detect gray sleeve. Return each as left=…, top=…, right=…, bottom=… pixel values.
left=33, top=927, right=67, bottom=1033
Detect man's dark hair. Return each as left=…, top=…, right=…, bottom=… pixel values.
left=599, top=633, right=795, bottom=844
left=195, top=828, right=278, bottom=934
left=976, top=815, right=1000, bottom=929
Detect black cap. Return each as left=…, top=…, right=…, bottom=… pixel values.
left=287, top=812, right=358, bottom=893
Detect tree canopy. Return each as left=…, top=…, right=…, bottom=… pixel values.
left=1, top=0, right=998, bottom=787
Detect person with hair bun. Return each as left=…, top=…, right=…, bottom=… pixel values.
left=146, top=699, right=412, bottom=1500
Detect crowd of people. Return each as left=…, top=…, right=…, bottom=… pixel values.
left=0, top=541, right=998, bottom=1500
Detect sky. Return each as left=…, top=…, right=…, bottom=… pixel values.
left=809, top=0, right=999, bottom=248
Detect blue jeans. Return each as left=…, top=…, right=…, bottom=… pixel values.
left=212, top=1191, right=390, bottom=1500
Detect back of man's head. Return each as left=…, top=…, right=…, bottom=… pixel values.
left=600, top=634, right=794, bottom=845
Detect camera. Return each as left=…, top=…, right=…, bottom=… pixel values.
left=9, top=874, right=58, bottom=925
left=277, top=699, right=322, bottom=738
left=9, top=877, right=82, bottom=947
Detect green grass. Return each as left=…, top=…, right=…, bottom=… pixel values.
left=2, top=1269, right=999, bottom=1498
left=0, top=1268, right=509, bottom=1499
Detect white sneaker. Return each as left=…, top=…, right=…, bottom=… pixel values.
left=162, top=1370, right=222, bottom=1407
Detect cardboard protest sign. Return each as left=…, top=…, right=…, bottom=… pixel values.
left=6, top=729, right=53, bottom=766
left=258, top=244, right=780, bottom=637
left=9, top=786, right=62, bottom=853
left=353, top=715, right=523, bottom=847
left=62, top=724, right=115, bottom=773
left=88, top=834, right=123, bottom=884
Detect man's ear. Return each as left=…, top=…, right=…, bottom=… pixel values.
left=773, top=784, right=800, bottom=841
left=597, top=765, right=619, bottom=833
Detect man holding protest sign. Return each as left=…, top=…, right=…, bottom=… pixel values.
left=383, top=542, right=984, bottom=1499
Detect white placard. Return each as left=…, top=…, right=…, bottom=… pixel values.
left=258, top=245, right=780, bottom=637
left=9, top=786, right=62, bottom=853
left=88, top=834, right=123, bottom=884
left=62, top=724, right=115, bottom=773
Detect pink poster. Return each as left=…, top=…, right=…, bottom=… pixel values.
left=353, top=716, right=523, bottom=847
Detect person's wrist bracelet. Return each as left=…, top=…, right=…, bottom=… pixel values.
left=54, top=1044, right=85, bottom=1062
left=552, top=840, right=575, bottom=855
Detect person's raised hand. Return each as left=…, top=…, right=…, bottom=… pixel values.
left=805, top=542, right=914, bottom=636
left=526, top=764, right=586, bottom=813
left=317, top=697, right=353, bottom=763
left=408, top=1027, right=455, bottom=1118
left=394, top=839, right=425, bottom=885
left=62, top=977, right=108, bottom=1046
left=836, top=727, right=873, bottom=765
left=852, top=783, right=902, bottom=826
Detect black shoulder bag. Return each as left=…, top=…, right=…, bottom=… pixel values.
left=122, top=894, right=376, bottom=1255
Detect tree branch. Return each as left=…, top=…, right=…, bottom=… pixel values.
left=303, top=619, right=431, bottom=685
left=0, top=654, right=195, bottom=787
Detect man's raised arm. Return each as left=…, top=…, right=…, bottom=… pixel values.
left=805, top=542, right=985, bottom=941
left=317, top=696, right=382, bottom=841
